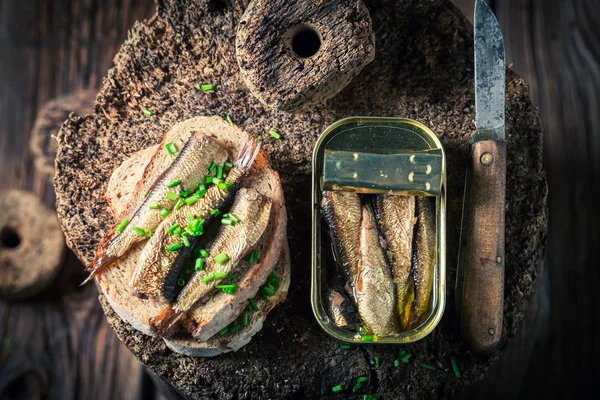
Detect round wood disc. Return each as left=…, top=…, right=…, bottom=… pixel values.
left=54, top=0, right=547, bottom=398
left=0, top=190, right=65, bottom=300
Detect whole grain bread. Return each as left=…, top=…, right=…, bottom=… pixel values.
left=99, top=117, right=288, bottom=355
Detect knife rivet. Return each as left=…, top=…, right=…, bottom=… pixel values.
left=488, top=328, right=495, bottom=336
left=480, top=152, right=494, bottom=166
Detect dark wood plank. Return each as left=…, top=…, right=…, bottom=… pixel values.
left=0, top=1, right=181, bottom=399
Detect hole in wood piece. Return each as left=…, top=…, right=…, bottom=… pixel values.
left=0, top=227, right=21, bottom=249
left=2, top=370, right=46, bottom=400
left=289, top=25, right=322, bottom=58
left=208, top=0, right=227, bottom=12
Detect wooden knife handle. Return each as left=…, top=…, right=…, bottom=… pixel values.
left=461, top=140, right=506, bottom=355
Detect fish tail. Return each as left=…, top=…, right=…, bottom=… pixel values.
left=80, top=252, right=118, bottom=286
left=233, top=136, right=261, bottom=175
left=150, top=304, right=183, bottom=336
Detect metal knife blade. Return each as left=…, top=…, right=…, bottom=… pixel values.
left=458, top=0, right=507, bottom=355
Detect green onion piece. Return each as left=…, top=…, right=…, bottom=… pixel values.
left=224, top=161, right=233, bottom=168
left=353, top=383, right=363, bottom=393
left=226, top=181, right=234, bottom=188
left=144, top=228, right=153, bottom=237
left=167, top=243, right=183, bottom=252
left=216, top=284, right=238, bottom=295
left=133, top=227, right=146, bottom=236
left=268, top=272, right=280, bottom=289
left=143, top=109, right=154, bottom=116
left=166, top=191, right=179, bottom=201
left=201, top=84, right=214, bottom=92
left=195, top=258, right=205, bottom=271
left=401, top=353, right=412, bottom=363
left=262, top=285, right=276, bottom=297
left=226, top=115, right=233, bottom=124
left=450, top=356, right=461, bottom=378
left=214, top=253, right=230, bottom=265
left=116, top=219, right=129, bottom=232
left=167, top=179, right=181, bottom=188
left=174, top=198, right=185, bottom=210
left=242, top=311, right=249, bottom=326
left=210, top=209, right=221, bottom=216
left=205, top=176, right=214, bottom=184
left=198, top=183, right=207, bottom=192
left=165, top=142, right=178, bottom=154
left=229, top=323, right=241, bottom=334
left=201, top=274, right=215, bottom=283
left=399, top=348, right=406, bottom=357
left=219, top=327, right=228, bottom=335
left=209, top=162, right=217, bottom=174
left=248, top=298, right=259, bottom=312
left=261, top=291, right=271, bottom=303
left=394, top=359, right=400, bottom=367
left=218, top=182, right=228, bottom=191
left=149, top=202, right=161, bottom=210
left=196, top=189, right=207, bottom=198
left=182, top=234, right=190, bottom=247
left=160, top=208, right=171, bottom=218
left=216, top=165, right=223, bottom=179
left=249, top=250, right=261, bottom=263
left=228, top=213, right=240, bottom=223
left=221, top=218, right=233, bottom=226
left=142, top=192, right=148, bottom=198
left=185, top=195, right=199, bottom=206
left=362, top=335, right=374, bottom=343
left=340, top=343, right=351, bottom=350
left=185, top=212, right=194, bottom=223
left=167, top=224, right=180, bottom=234
left=173, top=226, right=182, bottom=236
left=419, top=363, right=437, bottom=371
left=374, top=356, right=379, bottom=367
left=199, top=249, right=209, bottom=258
left=256, top=135, right=263, bottom=141
left=332, top=385, right=343, bottom=393
left=269, top=129, right=282, bottom=139
left=212, top=177, right=222, bottom=185
left=214, top=271, right=228, bottom=279
left=180, top=190, right=191, bottom=198
left=356, top=377, right=367, bottom=384
left=177, top=278, right=185, bottom=286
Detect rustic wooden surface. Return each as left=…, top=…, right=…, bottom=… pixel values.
left=0, top=0, right=597, bottom=398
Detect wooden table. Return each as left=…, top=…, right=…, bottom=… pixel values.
left=0, top=0, right=598, bottom=398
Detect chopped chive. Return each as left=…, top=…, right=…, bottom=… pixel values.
left=226, top=181, right=234, bottom=188
left=165, top=142, right=178, bottom=154
left=268, top=272, right=280, bottom=289
left=262, top=285, right=276, bottom=297
left=210, top=209, right=221, bottom=216
left=195, top=258, right=205, bottom=271
left=185, top=212, right=194, bottom=223
left=173, top=226, right=182, bottom=236
left=226, top=115, right=233, bottom=124
left=394, top=359, right=400, bottom=367
left=216, top=165, right=223, bottom=179
left=181, top=190, right=192, bottom=198
left=374, top=356, right=379, bottom=367
left=228, top=213, right=240, bottom=223
left=167, top=179, right=181, bottom=188
left=356, top=377, right=367, bottom=384
left=196, top=189, right=207, bottom=198
left=142, top=109, right=154, bottom=116
left=167, top=223, right=180, bottom=234
left=353, top=383, right=363, bottom=393
left=149, top=202, right=161, bottom=210
left=160, top=208, right=171, bottom=218
left=182, top=234, right=190, bottom=247
left=256, top=135, right=263, bottom=141
left=144, top=228, right=153, bottom=237
left=167, top=243, right=183, bottom=252
left=216, top=284, right=238, bottom=294
left=185, top=195, right=199, bottom=206
left=260, top=291, right=271, bottom=303
left=269, top=129, right=281, bottom=139
left=332, top=385, right=343, bottom=393
left=340, top=343, right=351, bottom=350
left=166, top=191, right=179, bottom=201
left=229, top=323, right=241, bottom=334
left=450, top=356, right=461, bottom=378
left=205, top=176, right=214, bottom=184
left=212, top=178, right=222, bottom=185
left=177, top=278, right=186, bottom=286
left=214, top=253, right=230, bottom=265
left=249, top=250, right=261, bottom=263
left=199, top=249, right=209, bottom=258
left=399, top=348, right=406, bottom=357
left=224, top=161, right=233, bottom=168
left=214, top=271, right=228, bottom=279
left=209, top=162, right=217, bottom=174
left=116, top=219, right=129, bottom=232
left=242, top=311, right=249, bottom=326
left=419, top=363, right=437, bottom=371
left=401, top=353, right=412, bottom=363
left=221, top=218, right=233, bottom=226
left=362, top=335, right=374, bottom=343
left=201, top=274, right=215, bottom=283
left=219, top=327, right=228, bottom=335
left=133, top=227, right=146, bottom=236
left=218, top=182, right=229, bottom=191
left=174, top=198, right=185, bottom=210
left=201, top=84, right=214, bottom=92
left=248, top=298, right=259, bottom=312
left=198, top=183, right=207, bottom=192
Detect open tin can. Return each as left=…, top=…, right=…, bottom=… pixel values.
left=311, top=117, right=446, bottom=344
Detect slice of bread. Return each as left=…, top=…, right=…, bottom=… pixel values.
left=98, top=117, right=288, bottom=355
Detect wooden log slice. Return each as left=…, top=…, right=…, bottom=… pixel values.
left=54, top=0, right=547, bottom=398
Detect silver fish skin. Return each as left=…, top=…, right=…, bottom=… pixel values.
left=130, top=137, right=261, bottom=298
left=356, top=204, right=398, bottom=336
left=84, top=134, right=226, bottom=284
left=325, top=288, right=359, bottom=330
left=321, top=191, right=362, bottom=280
left=374, top=195, right=416, bottom=330
left=151, top=188, right=272, bottom=335
left=408, top=197, right=436, bottom=329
